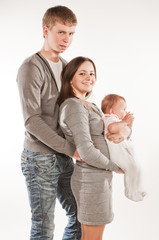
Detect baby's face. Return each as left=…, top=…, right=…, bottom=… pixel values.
left=112, top=99, right=127, bottom=119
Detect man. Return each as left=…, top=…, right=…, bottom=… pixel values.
left=17, top=6, right=81, bottom=240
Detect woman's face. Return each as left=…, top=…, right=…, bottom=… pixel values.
left=71, top=61, right=96, bottom=99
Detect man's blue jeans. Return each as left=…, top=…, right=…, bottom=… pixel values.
left=21, top=149, right=81, bottom=240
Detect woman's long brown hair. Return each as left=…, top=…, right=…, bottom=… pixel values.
left=57, top=56, right=96, bottom=106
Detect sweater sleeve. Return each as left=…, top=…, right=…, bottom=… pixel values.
left=60, top=100, right=119, bottom=171
left=17, top=62, right=75, bottom=156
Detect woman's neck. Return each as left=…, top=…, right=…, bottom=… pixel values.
left=75, top=93, right=86, bottom=101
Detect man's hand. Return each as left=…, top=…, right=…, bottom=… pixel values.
left=116, top=169, right=125, bottom=174
left=73, top=149, right=83, bottom=161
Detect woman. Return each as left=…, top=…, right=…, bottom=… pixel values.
left=57, top=57, right=123, bottom=240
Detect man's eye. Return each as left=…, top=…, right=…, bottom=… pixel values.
left=59, top=32, right=64, bottom=34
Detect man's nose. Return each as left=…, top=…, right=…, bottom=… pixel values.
left=63, top=35, right=69, bottom=43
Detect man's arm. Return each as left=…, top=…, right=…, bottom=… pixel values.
left=17, top=62, right=75, bottom=157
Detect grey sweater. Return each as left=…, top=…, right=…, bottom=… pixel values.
left=59, top=98, right=120, bottom=171
left=17, top=52, right=75, bottom=156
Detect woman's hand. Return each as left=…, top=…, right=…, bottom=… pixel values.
left=106, top=132, right=124, bottom=143
left=73, top=149, right=83, bottom=161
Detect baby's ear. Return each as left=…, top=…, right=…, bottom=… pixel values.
left=109, top=108, right=113, bottom=114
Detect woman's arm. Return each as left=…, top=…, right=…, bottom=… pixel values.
left=107, top=112, right=134, bottom=143
left=59, top=99, right=120, bottom=172
left=108, top=121, right=128, bottom=134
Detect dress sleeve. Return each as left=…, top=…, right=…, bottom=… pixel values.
left=17, top=62, right=75, bottom=156
left=60, top=100, right=120, bottom=171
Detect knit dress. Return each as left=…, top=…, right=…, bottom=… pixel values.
left=59, top=97, right=119, bottom=225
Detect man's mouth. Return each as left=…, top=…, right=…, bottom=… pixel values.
left=59, top=45, right=67, bottom=49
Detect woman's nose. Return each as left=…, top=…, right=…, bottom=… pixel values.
left=86, top=74, right=91, bottom=80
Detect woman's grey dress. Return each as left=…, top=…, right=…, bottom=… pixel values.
left=59, top=97, right=119, bottom=225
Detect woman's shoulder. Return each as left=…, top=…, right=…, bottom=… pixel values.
left=60, top=97, right=88, bottom=115
left=60, top=97, right=81, bottom=108
left=62, top=97, right=78, bottom=104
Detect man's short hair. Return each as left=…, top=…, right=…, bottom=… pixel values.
left=42, top=5, right=77, bottom=29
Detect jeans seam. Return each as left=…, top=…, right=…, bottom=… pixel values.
left=35, top=159, right=56, bottom=237
left=22, top=151, right=81, bottom=239
left=59, top=180, right=80, bottom=240
left=41, top=199, right=54, bottom=238
left=28, top=156, right=43, bottom=236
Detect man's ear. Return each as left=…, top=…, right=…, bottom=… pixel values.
left=43, top=26, right=48, bottom=38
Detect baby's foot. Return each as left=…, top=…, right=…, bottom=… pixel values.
left=141, top=191, right=146, bottom=197
left=125, top=191, right=146, bottom=202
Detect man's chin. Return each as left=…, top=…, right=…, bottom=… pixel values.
left=54, top=49, right=65, bottom=54
left=59, top=46, right=68, bottom=52
left=60, top=49, right=65, bottom=53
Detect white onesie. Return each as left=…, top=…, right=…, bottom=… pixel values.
left=103, top=114, right=146, bottom=201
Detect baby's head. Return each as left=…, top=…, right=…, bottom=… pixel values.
left=101, top=94, right=127, bottom=120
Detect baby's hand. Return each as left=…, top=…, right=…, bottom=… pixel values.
left=123, top=112, right=134, bottom=127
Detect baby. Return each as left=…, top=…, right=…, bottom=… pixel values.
left=101, top=94, right=146, bottom=201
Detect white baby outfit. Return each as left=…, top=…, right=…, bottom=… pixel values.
left=103, top=114, right=145, bottom=201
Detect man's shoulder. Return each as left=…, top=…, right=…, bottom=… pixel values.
left=18, top=52, right=49, bottom=77
left=22, top=52, right=43, bottom=66
left=17, top=53, right=46, bottom=83
left=22, top=53, right=67, bottom=68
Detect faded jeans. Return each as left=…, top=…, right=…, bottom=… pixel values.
left=21, top=149, right=81, bottom=240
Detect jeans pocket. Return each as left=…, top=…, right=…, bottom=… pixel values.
left=34, top=154, right=57, bottom=175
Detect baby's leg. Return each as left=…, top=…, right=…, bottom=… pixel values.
left=124, top=160, right=144, bottom=201
left=107, top=140, right=145, bottom=201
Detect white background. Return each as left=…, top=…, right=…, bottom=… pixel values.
left=1, top=0, right=159, bottom=239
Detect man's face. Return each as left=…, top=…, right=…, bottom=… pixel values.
left=43, top=22, right=76, bottom=53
